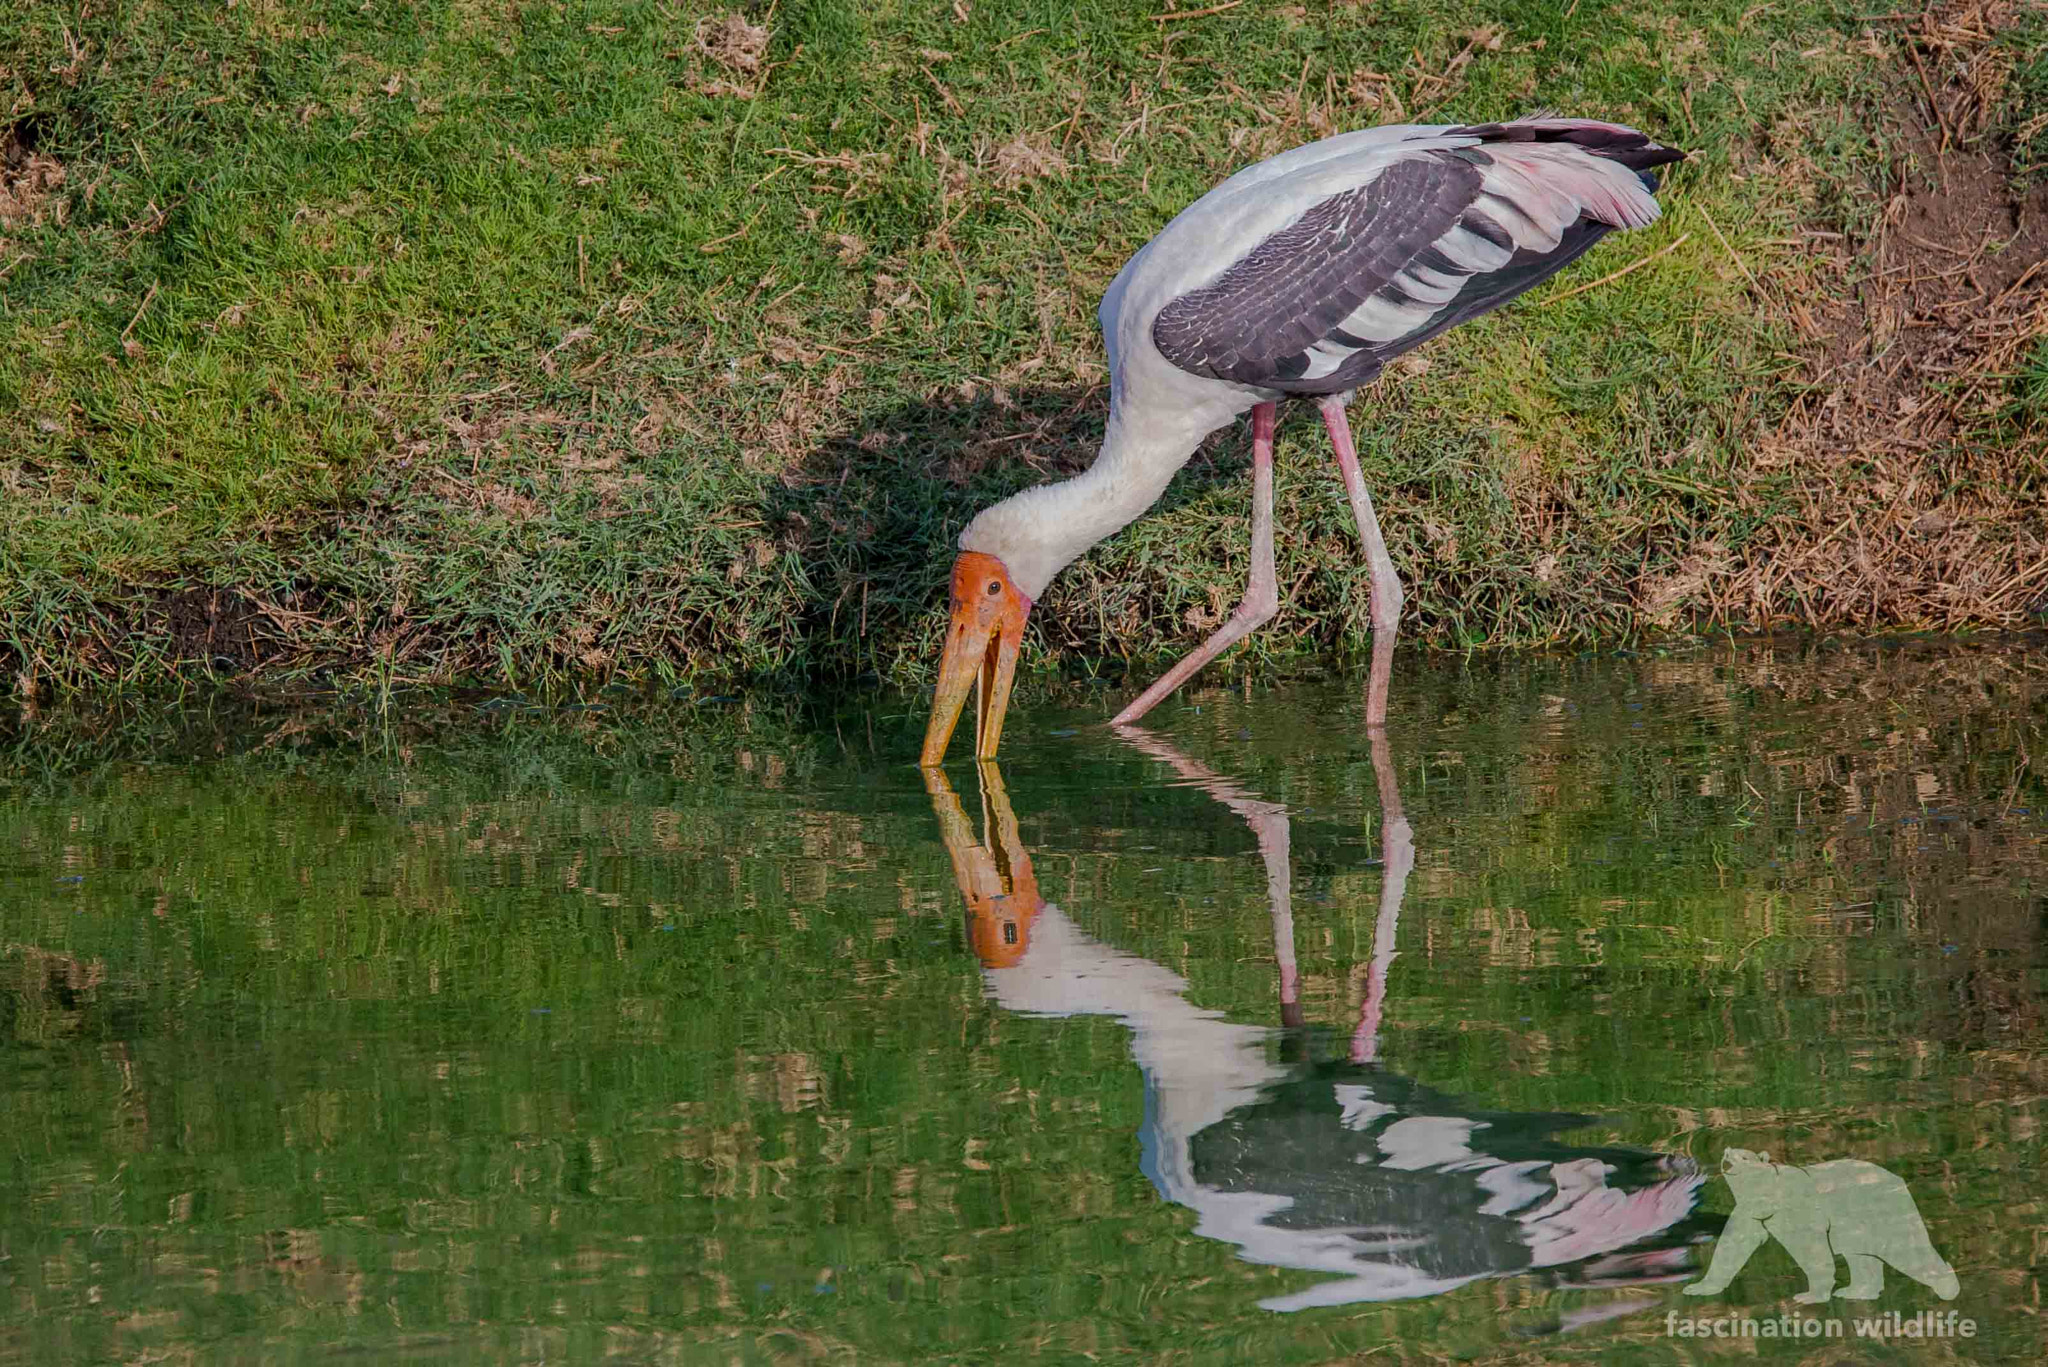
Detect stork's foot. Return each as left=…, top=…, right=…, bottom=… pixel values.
left=1110, top=582, right=1277, bottom=727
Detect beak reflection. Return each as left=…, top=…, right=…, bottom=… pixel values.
left=923, top=761, right=1041, bottom=969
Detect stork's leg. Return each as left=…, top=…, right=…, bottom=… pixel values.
left=1318, top=396, right=1403, bottom=732
left=1110, top=402, right=1279, bottom=727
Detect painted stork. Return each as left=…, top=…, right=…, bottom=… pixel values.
left=920, top=118, right=1685, bottom=765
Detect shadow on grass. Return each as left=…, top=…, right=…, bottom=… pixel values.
left=762, top=383, right=1258, bottom=687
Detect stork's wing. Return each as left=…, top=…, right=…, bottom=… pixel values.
left=1152, top=121, right=1684, bottom=395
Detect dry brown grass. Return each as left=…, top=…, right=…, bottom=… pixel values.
left=689, top=12, right=772, bottom=100
left=0, top=123, right=63, bottom=230
left=1716, top=0, right=2048, bottom=631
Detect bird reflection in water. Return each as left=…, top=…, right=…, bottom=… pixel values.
left=923, top=731, right=1711, bottom=1317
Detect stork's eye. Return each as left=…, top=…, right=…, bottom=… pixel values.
left=986, top=581, right=1001, bottom=596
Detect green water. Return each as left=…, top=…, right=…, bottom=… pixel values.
left=2, top=643, right=2043, bottom=1365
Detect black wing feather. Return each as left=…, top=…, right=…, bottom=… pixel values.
left=1446, top=120, right=1687, bottom=178
left=1152, top=153, right=1482, bottom=388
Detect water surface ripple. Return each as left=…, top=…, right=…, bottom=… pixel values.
left=2, top=642, right=2043, bottom=1363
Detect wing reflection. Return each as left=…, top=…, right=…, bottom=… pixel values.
left=925, top=733, right=1710, bottom=1313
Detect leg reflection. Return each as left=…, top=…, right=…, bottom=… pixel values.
left=1351, top=729, right=1413, bottom=1064
left=1111, top=724, right=1302, bottom=1029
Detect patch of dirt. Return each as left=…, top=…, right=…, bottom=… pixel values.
left=153, top=587, right=278, bottom=671
left=1722, top=0, right=2048, bottom=629
left=39, top=588, right=305, bottom=690
left=0, top=118, right=66, bottom=230
left=688, top=12, right=772, bottom=99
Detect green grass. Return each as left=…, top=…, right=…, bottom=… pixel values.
left=0, top=0, right=2031, bottom=694
left=2004, top=0, right=2048, bottom=185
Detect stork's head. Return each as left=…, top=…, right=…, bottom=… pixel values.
left=920, top=551, right=1032, bottom=766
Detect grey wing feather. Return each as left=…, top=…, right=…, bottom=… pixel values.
left=1152, top=154, right=1482, bottom=390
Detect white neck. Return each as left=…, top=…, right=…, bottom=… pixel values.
left=958, top=403, right=1221, bottom=600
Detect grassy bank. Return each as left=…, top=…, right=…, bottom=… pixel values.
left=2, top=0, right=2044, bottom=696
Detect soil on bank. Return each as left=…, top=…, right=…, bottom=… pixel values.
left=1724, top=0, right=2048, bottom=632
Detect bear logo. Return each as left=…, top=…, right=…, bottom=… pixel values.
left=1684, top=1149, right=1958, bottom=1304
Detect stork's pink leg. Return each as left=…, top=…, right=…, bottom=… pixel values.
left=1318, top=397, right=1403, bottom=732
left=1110, top=402, right=1279, bottom=727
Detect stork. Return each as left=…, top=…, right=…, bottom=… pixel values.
left=920, top=118, right=1685, bottom=765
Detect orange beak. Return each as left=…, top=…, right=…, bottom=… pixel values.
left=920, top=551, right=1031, bottom=766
